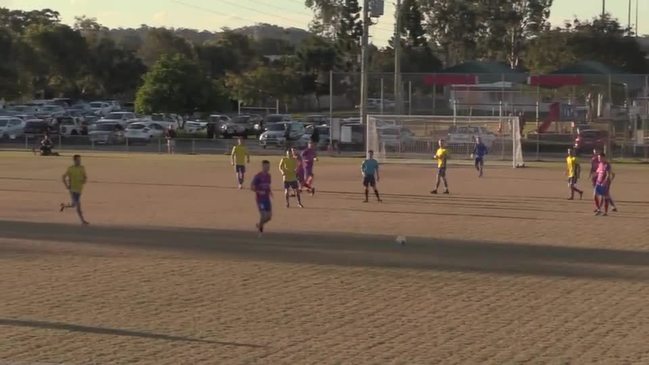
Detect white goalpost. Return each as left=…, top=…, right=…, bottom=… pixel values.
left=366, top=114, right=525, bottom=168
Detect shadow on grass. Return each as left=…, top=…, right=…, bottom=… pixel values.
left=0, top=318, right=264, bottom=348
left=1, top=220, right=648, bottom=282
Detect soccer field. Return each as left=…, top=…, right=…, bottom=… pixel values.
left=1, top=152, right=649, bottom=364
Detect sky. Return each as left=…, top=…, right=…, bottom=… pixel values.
left=1, top=0, right=647, bottom=46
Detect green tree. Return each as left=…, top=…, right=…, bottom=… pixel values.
left=296, top=36, right=338, bottom=109
left=421, top=0, right=482, bottom=65
left=479, top=0, right=553, bottom=69
left=24, top=23, right=89, bottom=96
left=399, top=0, right=427, bottom=48
left=526, top=15, right=649, bottom=73
left=135, top=54, right=227, bottom=119
left=138, top=28, right=195, bottom=67
left=225, top=65, right=300, bottom=106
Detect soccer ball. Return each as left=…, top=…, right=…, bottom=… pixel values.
left=396, top=235, right=407, bottom=246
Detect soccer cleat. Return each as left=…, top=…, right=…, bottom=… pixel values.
left=430, top=190, right=438, bottom=194
left=602, top=213, right=608, bottom=216
left=443, top=190, right=449, bottom=194
left=81, top=220, right=90, bottom=225
left=363, top=199, right=368, bottom=203
left=298, top=203, right=304, bottom=208
left=567, top=197, right=574, bottom=200
left=594, top=210, right=602, bottom=216
left=612, top=207, right=618, bottom=212
left=238, top=184, right=242, bottom=190
left=579, top=192, right=584, bottom=200
left=59, top=203, right=65, bottom=212
left=377, top=198, right=383, bottom=203
left=285, top=203, right=290, bottom=208
left=311, top=187, right=315, bottom=196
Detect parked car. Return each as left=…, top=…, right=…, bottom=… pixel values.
left=24, top=119, right=58, bottom=137
left=49, top=98, right=73, bottom=108
left=447, top=125, right=497, bottom=148
left=124, top=122, right=165, bottom=143
left=303, top=114, right=330, bottom=125
left=89, top=101, right=113, bottom=116
left=183, top=120, right=207, bottom=134
left=254, top=114, right=291, bottom=135
left=35, top=104, right=66, bottom=118
left=301, top=124, right=330, bottom=149
left=89, top=122, right=125, bottom=144
left=574, top=129, right=609, bottom=153
left=0, top=117, right=26, bottom=139
left=58, top=117, right=85, bottom=136
left=259, top=121, right=305, bottom=148
left=148, top=113, right=182, bottom=129
left=7, top=105, right=39, bottom=115
left=98, top=112, right=138, bottom=126
left=221, top=115, right=260, bottom=138
left=378, top=126, right=415, bottom=149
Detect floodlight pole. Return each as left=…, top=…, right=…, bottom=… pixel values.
left=360, top=0, right=370, bottom=125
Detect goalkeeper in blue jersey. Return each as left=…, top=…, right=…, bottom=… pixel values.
left=472, top=136, right=488, bottom=177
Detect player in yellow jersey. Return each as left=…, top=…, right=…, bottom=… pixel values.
left=279, top=148, right=303, bottom=208
left=566, top=148, right=584, bottom=200
left=231, top=137, right=250, bottom=189
left=431, top=139, right=449, bottom=194
left=60, top=154, right=89, bottom=225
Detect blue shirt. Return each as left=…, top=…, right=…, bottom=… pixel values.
left=473, top=143, right=488, bottom=158
left=362, top=158, right=379, bottom=176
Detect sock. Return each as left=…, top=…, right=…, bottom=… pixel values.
left=604, top=199, right=609, bottom=213
left=297, top=193, right=302, bottom=205
left=365, top=189, right=369, bottom=201
left=374, top=190, right=380, bottom=200
left=594, top=196, right=600, bottom=210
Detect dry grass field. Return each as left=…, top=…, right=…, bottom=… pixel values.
left=1, top=151, right=649, bottom=365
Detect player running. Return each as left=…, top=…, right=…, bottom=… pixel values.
left=60, top=154, right=89, bottom=225
left=361, top=150, right=382, bottom=203
left=231, top=137, right=250, bottom=189
left=566, top=148, right=584, bottom=200
left=279, top=148, right=303, bottom=208
left=301, top=141, right=318, bottom=196
left=251, top=160, right=273, bottom=236
left=472, top=136, right=488, bottom=177
left=593, top=152, right=613, bottom=216
left=431, top=139, right=449, bottom=194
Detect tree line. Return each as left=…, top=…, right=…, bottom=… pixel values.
left=1, top=4, right=647, bottom=115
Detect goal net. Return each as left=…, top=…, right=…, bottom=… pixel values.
left=366, top=115, right=525, bottom=168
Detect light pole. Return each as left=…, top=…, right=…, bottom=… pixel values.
left=602, top=0, right=606, bottom=17
left=359, top=0, right=370, bottom=125
left=394, top=0, right=402, bottom=115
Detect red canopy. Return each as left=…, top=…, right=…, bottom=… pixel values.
left=528, top=75, right=584, bottom=87
left=423, top=74, right=478, bottom=86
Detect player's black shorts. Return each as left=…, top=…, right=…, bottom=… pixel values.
left=475, top=157, right=484, bottom=165
left=568, top=176, right=578, bottom=185
left=363, top=175, right=376, bottom=187
left=70, top=192, right=81, bottom=204
left=437, top=167, right=447, bottom=177
left=284, top=180, right=299, bottom=190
